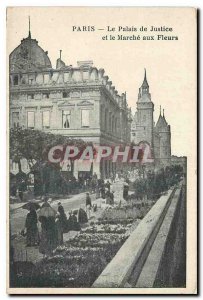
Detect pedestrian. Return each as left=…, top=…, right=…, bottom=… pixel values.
left=85, top=192, right=92, bottom=219
left=25, top=207, right=39, bottom=247
left=68, top=211, right=81, bottom=231
left=105, top=180, right=111, bottom=193
left=57, top=202, right=68, bottom=231
left=18, top=179, right=26, bottom=202
left=110, top=191, right=115, bottom=205
left=38, top=201, right=57, bottom=256
left=39, top=215, right=57, bottom=255
left=100, top=181, right=106, bottom=199
left=123, top=181, right=129, bottom=200
left=55, top=212, right=63, bottom=245
left=78, top=207, right=88, bottom=224
left=106, top=190, right=111, bottom=205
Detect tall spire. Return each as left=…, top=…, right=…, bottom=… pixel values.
left=142, top=68, right=149, bottom=88
left=156, top=107, right=168, bottom=129
left=59, top=50, right=62, bottom=60
left=138, top=69, right=152, bottom=101
left=144, top=68, right=147, bottom=81
left=28, top=16, right=31, bottom=38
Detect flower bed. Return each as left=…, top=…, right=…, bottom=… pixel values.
left=82, top=223, right=127, bottom=234
left=100, top=203, right=152, bottom=222
left=13, top=231, right=128, bottom=287
left=12, top=203, right=152, bottom=288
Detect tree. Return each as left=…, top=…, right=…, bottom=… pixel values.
left=10, top=128, right=93, bottom=195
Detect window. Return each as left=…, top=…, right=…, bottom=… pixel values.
left=13, top=75, right=18, bottom=86
left=43, top=93, right=50, bottom=99
left=63, top=92, right=69, bottom=98
left=81, top=110, right=90, bottom=127
left=27, top=111, right=35, bottom=128
left=28, top=93, right=34, bottom=100
left=29, top=78, right=34, bottom=85
left=143, top=115, right=146, bottom=122
left=12, top=112, right=19, bottom=128
left=42, top=111, right=50, bottom=128
left=62, top=110, right=71, bottom=128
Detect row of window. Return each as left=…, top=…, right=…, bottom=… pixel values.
left=12, top=109, right=90, bottom=129
left=13, top=76, right=37, bottom=86
left=26, top=92, right=69, bottom=100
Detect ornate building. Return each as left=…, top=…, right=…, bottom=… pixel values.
left=9, top=29, right=131, bottom=179
left=131, top=70, right=171, bottom=166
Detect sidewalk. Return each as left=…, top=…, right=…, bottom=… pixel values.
left=10, top=191, right=90, bottom=211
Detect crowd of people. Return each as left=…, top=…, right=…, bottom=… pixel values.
left=24, top=198, right=90, bottom=255
left=10, top=173, right=125, bottom=202
left=21, top=165, right=184, bottom=257
left=23, top=176, right=130, bottom=255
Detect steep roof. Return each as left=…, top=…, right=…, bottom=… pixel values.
left=137, top=69, right=151, bottom=102
left=156, top=114, right=168, bottom=130
left=141, top=68, right=149, bottom=88
left=9, top=34, right=52, bottom=72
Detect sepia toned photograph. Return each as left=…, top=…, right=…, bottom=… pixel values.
left=7, top=7, right=197, bottom=294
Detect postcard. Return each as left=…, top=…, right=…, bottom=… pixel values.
left=7, top=7, right=197, bottom=294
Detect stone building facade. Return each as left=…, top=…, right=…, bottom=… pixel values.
left=131, top=70, right=171, bottom=166
left=9, top=30, right=131, bottom=179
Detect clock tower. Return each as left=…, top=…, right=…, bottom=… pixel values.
left=136, top=69, right=154, bottom=148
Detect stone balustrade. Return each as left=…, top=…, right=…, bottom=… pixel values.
left=92, top=184, right=184, bottom=288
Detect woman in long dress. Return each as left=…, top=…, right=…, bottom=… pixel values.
left=39, top=216, right=57, bottom=255
left=57, top=203, right=68, bottom=232
left=25, top=208, right=39, bottom=247
left=55, top=213, right=63, bottom=245
left=123, top=181, right=129, bottom=200
left=38, top=201, right=58, bottom=255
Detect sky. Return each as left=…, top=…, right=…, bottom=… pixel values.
left=7, top=7, right=196, bottom=157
